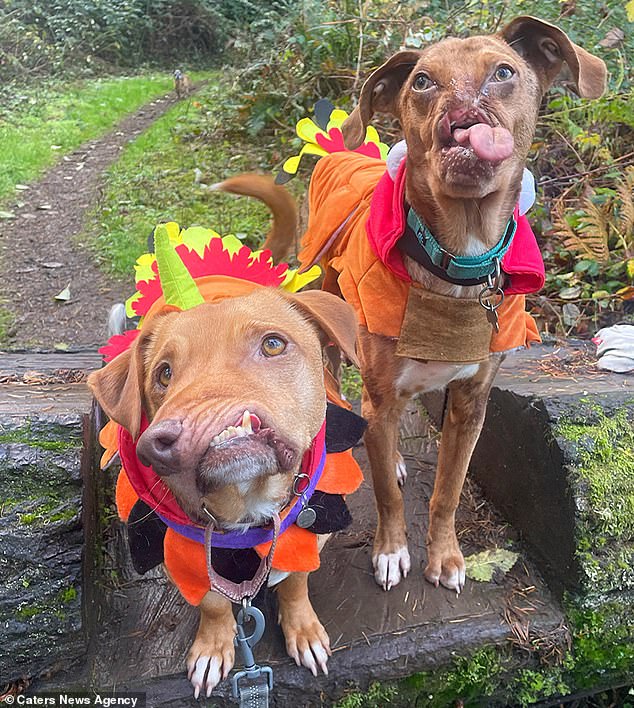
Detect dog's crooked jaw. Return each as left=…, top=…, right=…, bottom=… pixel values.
left=209, top=410, right=261, bottom=448
left=196, top=409, right=300, bottom=494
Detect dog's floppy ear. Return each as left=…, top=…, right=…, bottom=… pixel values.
left=286, top=290, right=360, bottom=367
left=87, top=338, right=146, bottom=440
left=501, top=16, right=607, bottom=99
left=341, top=50, right=421, bottom=150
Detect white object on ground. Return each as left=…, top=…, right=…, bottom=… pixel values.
left=593, top=324, right=634, bottom=373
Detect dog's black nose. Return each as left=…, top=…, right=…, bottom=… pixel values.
left=136, top=419, right=183, bottom=473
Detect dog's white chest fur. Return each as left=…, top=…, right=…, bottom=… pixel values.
left=395, top=359, right=481, bottom=396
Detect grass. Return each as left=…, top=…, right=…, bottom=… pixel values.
left=0, top=73, right=206, bottom=201
left=86, top=77, right=292, bottom=278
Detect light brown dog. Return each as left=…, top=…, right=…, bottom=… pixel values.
left=219, top=17, right=606, bottom=593
left=88, top=287, right=359, bottom=696
left=174, top=69, right=192, bottom=99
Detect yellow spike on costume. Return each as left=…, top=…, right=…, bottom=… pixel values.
left=282, top=155, right=301, bottom=175
left=125, top=292, right=142, bottom=318
left=182, top=226, right=222, bottom=256
left=281, top=265, right=322, bottom=292
left=134, top=253, right=157, bottom=284
left=300, top=143, right=327, bottom=158
left=221, top=234, right=245, bottom=257
left=365, top=125, right=380, bottom=144
left=283, top=144, right=328, bottom=175
left=327, top=109, right=349, bottom=129
left=296, top=117, right=326, bottom=144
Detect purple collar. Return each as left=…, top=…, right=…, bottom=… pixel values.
left=157, top=436, right=327, bottom=549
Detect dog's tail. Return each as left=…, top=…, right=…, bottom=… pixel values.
left=210, top=174, right=297, bottom=262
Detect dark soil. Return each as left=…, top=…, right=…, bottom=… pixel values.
left=0, top=91, right=185, bottom=352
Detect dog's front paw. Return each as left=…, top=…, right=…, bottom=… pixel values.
left=280, top=606, right=331, bottom=677
left=372, top=545, right=411, bottom=591
left=187, top=629, right=235, bottom=699
left=424, top=535, right=466, bottom=594
left=372, top=523, right=410, bottom=591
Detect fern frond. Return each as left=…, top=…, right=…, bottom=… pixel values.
left=555, top=196, right=610, bottom=263
left=617, top=167, right=634, bottom=250
left=576, top=198, right=610, bottom=262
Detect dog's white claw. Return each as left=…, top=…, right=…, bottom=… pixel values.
left=190, top=655, right=223, bottom=699
left=395, top=454, right=408, bottom=486
left=373, top=547, right=411, bottom=591
left=302, top=648, right=318, bottom=677
left=191, top=656, right=207, bottom=698
left=205, top=656, right=222, bottom=697
left=444, top=566, right=466, bottom=594
left=310, top=640, right=330, bottom=675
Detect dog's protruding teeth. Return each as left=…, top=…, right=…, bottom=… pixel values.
left=241, top=410, right=253, bottom=434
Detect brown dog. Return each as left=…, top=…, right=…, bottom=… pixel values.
left=88, top=287, right=360, bottom=696
left=174, top=69, right=192, bottom=99
left=219, top=17, right=606, bottom=593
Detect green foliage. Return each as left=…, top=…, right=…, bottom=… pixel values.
left=532, top=92, right=634, bottom=335
left=0, top=75, right=174, bottom=201
left=341, top=364, right=363, bottom=400
left=228, top=0, right=634, bottom=337
left=336, top=682, right=399, bottom=708
left=567, top=604, right=634, bottom=690
left=404, top=648, right=504, bottom=706
left=557, top=405, right=634, bottom=541
left=86, top=77, right=278, bottom=277
left=0, top=0, right=229, bottom=81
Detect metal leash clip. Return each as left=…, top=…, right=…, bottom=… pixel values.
left=232, top=599, right=273, bottom=707
left=478, top=257, right=505, bottom=333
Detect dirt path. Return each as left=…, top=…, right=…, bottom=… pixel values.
left=0, top=90, right=185, bottom=352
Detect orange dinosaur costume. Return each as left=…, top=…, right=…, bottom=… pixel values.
left=97, top=226, right=364, bottom=606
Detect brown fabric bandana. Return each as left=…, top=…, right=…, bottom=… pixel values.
left=396, top=287, right=492, bottom=363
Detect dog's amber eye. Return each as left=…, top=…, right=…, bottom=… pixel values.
left=158, top=364, right=172, bottom=387
left=413, top=73, right=433, bottom=92
left=494, top=65, right=514, bottom=82
left=261, top=335, right=286, bottom=357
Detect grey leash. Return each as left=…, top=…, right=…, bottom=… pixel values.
left=203, top=508, right=276, bottom=708
left=232, top=600, right=273, bottom=708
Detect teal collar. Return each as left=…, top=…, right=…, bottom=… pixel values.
left=399, top=207, right=517, bottom=286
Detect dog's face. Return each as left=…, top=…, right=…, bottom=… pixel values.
left=89, top=288, right=358, bottom=527
left=342, top=16, right=606, bottom=200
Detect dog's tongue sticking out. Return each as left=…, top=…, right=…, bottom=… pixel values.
left=452, top=124, right=514, bottom=163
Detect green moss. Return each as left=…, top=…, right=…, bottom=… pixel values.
left=405, top=648, right=505, bottom=707
left=336, top=682, right=400, bottom=708
left=58, top=586, right=77, bottom=604
left=557, top=404, right=634, bottom=540
left=14, top=584, right=79, bottom=622
left=0, top=428, right=81, bottom=451
left=337, top=648, right=507, bottom=708
left=335, top=598, right=634, bottom=707
left=18, top=502, right=78, bottom=526
left=567, top=603, right=634, bottom=690
left=510, top=668, right=570, bottom=706
left=16, top=604, right=42, bottom=619
left=555, top=400, right=634, bottom=594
